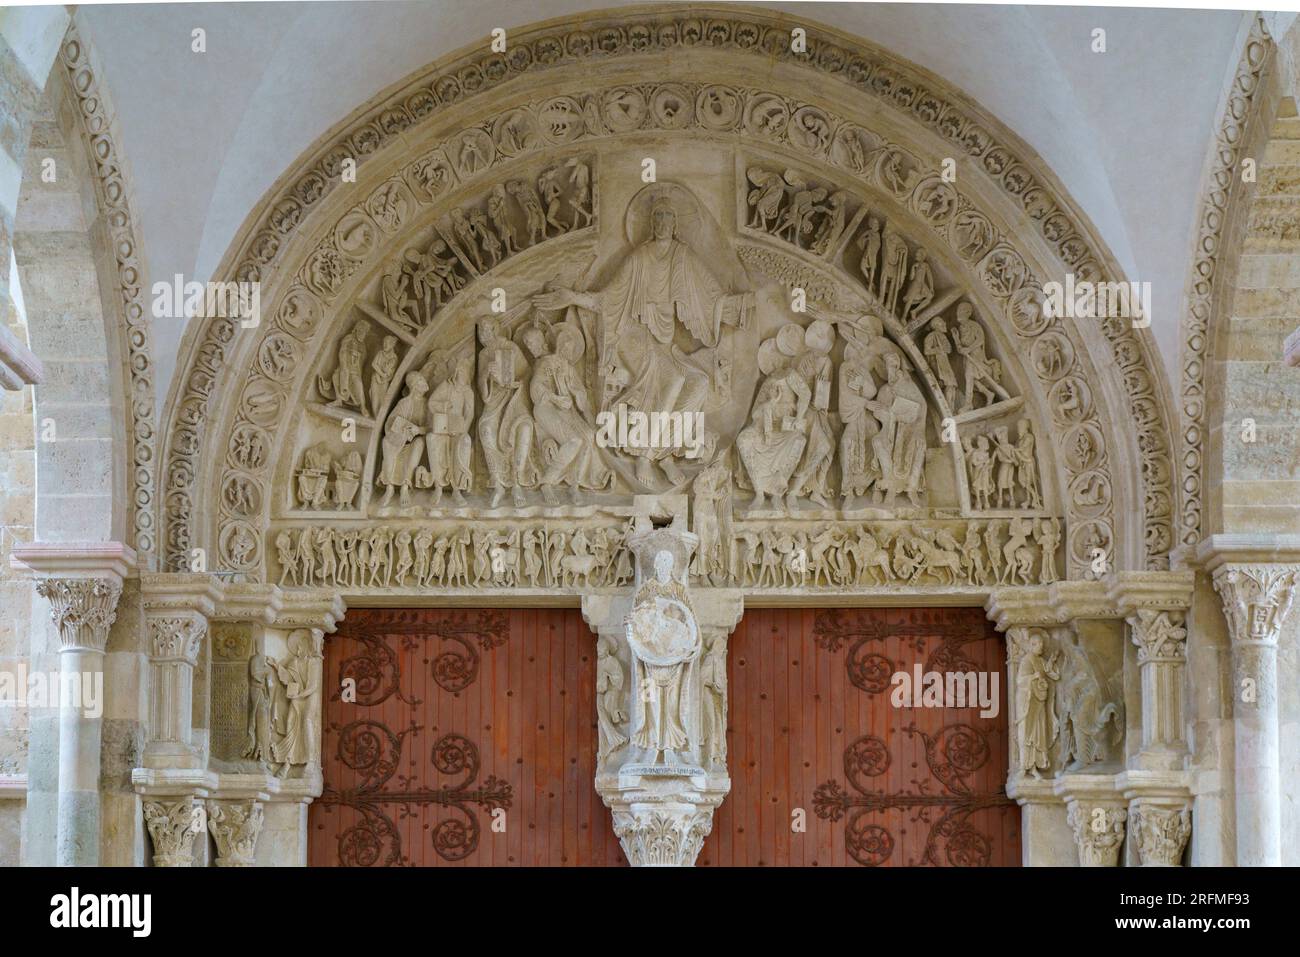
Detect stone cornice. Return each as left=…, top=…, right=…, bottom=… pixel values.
left=1194, top=533, right=1300, bottom=572
left=137, top=572, right=344, bottom=631
left=1106, top=569, right=1196, bottom=616
left=9, top=541, right=136, bottom=581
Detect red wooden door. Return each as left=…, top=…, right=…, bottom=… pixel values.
left=309, top=607, right=626, bottom=866
left=700, top=607, right=1018, bottom=867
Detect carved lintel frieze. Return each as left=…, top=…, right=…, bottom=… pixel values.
left=207, top=799, right=264, bottom=866
left=143, top=798, right=202, bottom=868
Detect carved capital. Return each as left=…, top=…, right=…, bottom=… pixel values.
left=148, top=616, right=206, bottom=664
left=143, top=798, right=201, bottom=867
left=35, top=578, right=123, bottom=653
left=1130, top=802, right=1191, bottom=867
left=1212, top=564, right=1299, bottom=648
left=1129, top=609, right=1186, bottom=664
left=612, top=804, right=714, bottom=867
left=207, top=800, right=264, bottom=866
left=1067, top=802, right=1127, bottom=867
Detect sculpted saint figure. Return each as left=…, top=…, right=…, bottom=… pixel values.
left=270, top=630, right=322, bottom=776
left=700, top=632, right=728, bottom=769
left=522, top=324, right=611, bottom=503
left=691, top=457, right=732, bottom=585
left=376, top=371, right=429, bottom=508
left=532, top=196, right=751, bottom=486
left=422, top=357, right=475, bottom=507
left=737, top=374, right=808, bottom=511
left=625, top=551, right=701, bottom=764
left=369, top=335, right=399, bottom=421
left=595, top=637, right=628, bottom=764
left=476, top=318, right=536, bottom=507
left=866, top=353, right=927, bottom=507
left=244, top=653, right=275, bottom=764
left=1016, top=632, right=1061, bottom=778
left=320, top=321, right=368, bottom=414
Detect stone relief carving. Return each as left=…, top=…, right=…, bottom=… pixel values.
left=1012, top=628, right=1060, bottom=778
left=166, top=10, right=1176, bottom=581
left=1067, top=802, right=1126, bottom=867
left=1131, top=803, right=1191, bottom=867
left=143, top=798, right=200, bottom=868
left=207, top=800, right=264, bottom=867
left=1056, top=633, right=1123, bottom=771
left=267, top=629, right=324, bottom=777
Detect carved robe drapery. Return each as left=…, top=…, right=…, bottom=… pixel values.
left=625, top=573, right=702, bottom=762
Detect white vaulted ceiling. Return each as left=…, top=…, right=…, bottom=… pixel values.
left=70, top=1, right=1249, bottom=418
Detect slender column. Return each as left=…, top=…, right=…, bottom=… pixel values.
left=34, top=577, right=121, bottom=866
left=1211, top=564, right=1298, bottom=867
left=144, top=616, right=206, bottom=767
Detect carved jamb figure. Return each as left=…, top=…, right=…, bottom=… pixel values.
left=1057, top=635, right=1122, bottom=771
left=422, top=356, right=475, bottom=507
left=377, top=371, right=429, bottom=509
left=595, top=637, right=628, bottom=765
left=625, top=551, right=701, bottom=765
left=269, top=630, right=322, bottom=776
left=1015, top=631, right=1061, bottom=778
left=476, top=318, right=536, bottom=507
left=700, top=631, right=728, bottom=770
left=244, top=652, right=275, bottom=764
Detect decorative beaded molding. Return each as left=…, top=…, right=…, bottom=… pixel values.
left=58, top=22, right=160, bottom=566
left=162, top=5, right=1176, bottom=572
left=1177, top=17, right=1273, bottom=549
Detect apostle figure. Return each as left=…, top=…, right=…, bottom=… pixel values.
left=422, top=356, right=475, bottom=507
left=523, top=324, right=611, bottom=503
left=866, top=353, right=927, bottom=507
left=531, top=194, right=751, bottom=486
left=700, top=632, right=728, bottom=770
left=243, top=653, right=275, bottom=764
left=737, top=375, right=808, bottom=511
left=269, top=630, right=322, bottom=776
left=1015, top=631, right=1061, bottom=778
left=624, top=550, right=701, bottom=764
left=476, top=318, right=536, bottom=507
left=376, top=371, right=428, bottom=508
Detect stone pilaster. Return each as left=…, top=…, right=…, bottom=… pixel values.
left=143, top=797, right=201, bottom=867
left=10, top=542, right=133, bottom=866
left=144, top=616, right=205, bottom=767
left=207, top=799, right=264, bottom=866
